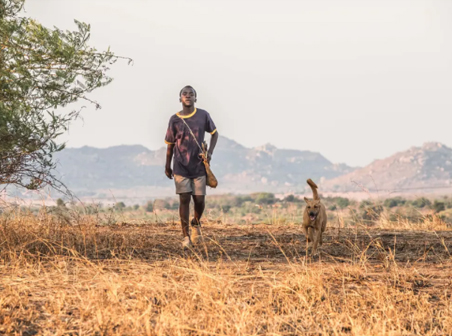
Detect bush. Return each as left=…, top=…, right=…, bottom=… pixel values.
left=222, top=205, right=232, bottom=213
left=284, top=195, right=296, bottom=202
left=383, top=197, right=406, bottom=208
left=411, top=197, right=431, bottom=208
left=253, top=193, right=276, bottom=205
left=335, top=197, right=350, bottom=209
left=169, top=201, right=180, bottom=210
left=433, top=200, right=445, bottom=213
left=153, top=199, right=171, bottom=210
left=145, top=201, right=154, bottom=212
left=115, top=202, right=126, bottom=211
left=362, top=205, right=383, bottom=221
left=84, top=205, right=99, bottom=215
left=359, top=200, right=373, bottom=209
left=445, top=199, right=452, bottom=209
left=231, top=196, right=252, bottom=207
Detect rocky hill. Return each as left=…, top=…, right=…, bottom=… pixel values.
left=53, top=136, right=355, bottom=194
left=321, top=142, right=452, bottom=193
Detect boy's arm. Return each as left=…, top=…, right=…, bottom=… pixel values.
left=165, top=144, right=174, bottom=179
left=207, top=131, right=219, bottom=163
left=164, top=117, right=176, bottom=179
left=205, top=112, right=218, bottom=163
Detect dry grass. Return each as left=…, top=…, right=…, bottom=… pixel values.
left=372, top=213, right=451, bottom=231
left=1, top=209, right=452, bottom=335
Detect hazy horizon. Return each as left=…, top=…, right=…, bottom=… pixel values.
left=58, top=134, right=449, bottom=169
left=25, top=0, right=452, bottom=166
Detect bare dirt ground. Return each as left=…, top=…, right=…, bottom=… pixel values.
left=1, top=220, right=452, bottom=335
left=100, top=222, right=452, bottom=264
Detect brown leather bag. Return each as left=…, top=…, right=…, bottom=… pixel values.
left=201, top=142, right=218, bottom=188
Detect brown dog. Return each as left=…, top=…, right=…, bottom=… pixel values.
left=302, top=179, right=327, bottom=255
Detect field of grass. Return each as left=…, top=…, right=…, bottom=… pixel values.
left=1, top=205, right=452, bottom=335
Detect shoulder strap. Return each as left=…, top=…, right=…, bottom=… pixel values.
left=177, top=115, right=204, bottom=153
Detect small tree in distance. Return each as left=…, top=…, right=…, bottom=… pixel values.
left=56, top=198, right=65, bottom=207
left=254, top=193, right=276, bottom=205
left=115, top=202, right=126, bottom=211
left=145, top=201, right=154, bottom=213
left=433, top=200, right=445, bottom=213
left=284, top=194, right=296, bottom=202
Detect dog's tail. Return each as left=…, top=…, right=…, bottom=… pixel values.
left=307, top=179, right=319, bottom=200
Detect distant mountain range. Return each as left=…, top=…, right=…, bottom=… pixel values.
left=52, top=137, right=452, bottom=197
left=53, top=136, right=354, bottom=195
left=322, top=142, right=452, bottom=193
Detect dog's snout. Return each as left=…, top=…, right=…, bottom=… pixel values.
left=309, top=212, right=315, bottom=216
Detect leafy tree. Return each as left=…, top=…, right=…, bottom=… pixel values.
left=0, top=0, right=130, bottom=191
left=56, top=198, right=65, bottom=207
left=115, top=202, right=126, bottom=211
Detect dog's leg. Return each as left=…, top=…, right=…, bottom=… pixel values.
left=302, top=226, right=308, bottom=250
left=308, top=227, right=314, bottom=244
left=320, top=219, right=327, bottom=246
left=302, top=225, right=308, bottom=240
left=302, top=225, right=311, bottom=252
left=312, top=228, right=322, bottom=255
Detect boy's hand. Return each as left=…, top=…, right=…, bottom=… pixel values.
left=165, top=166, right=173, bottom=179
left=207, top=152, right=212, bottom=164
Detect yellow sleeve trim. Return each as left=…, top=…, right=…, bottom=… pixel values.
left=165, top=140, right=175, bottom=145
left=210, top=129, right=217, bottom=135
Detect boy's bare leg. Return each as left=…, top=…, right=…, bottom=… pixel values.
left=191, top=195, right=205, bottom=244
left=179, top=193, right=191, bottom=237
left=192, top=195, right=205, bottom=225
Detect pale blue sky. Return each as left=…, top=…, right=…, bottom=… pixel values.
left=25, top=0, right=452, bottom=166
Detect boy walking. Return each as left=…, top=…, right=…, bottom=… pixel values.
left=164, top=86, right=219, bottom=248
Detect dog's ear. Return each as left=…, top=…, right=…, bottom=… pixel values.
left=304, top=197, right=309, bottom=203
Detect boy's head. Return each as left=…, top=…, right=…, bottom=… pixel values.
left=179, top=85, right=197, bottom=107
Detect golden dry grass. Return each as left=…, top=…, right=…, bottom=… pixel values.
left=0, top=210, right=452, bottom=335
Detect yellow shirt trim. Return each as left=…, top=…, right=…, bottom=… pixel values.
left=176, top=108, right=197, bottom=119
left=165, top=140, right=174, bottom=145
left=210, top=129, right=217, bottom=135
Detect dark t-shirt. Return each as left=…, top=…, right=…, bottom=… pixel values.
left=165, top=108, right=217, bottom=178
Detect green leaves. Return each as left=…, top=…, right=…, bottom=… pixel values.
left=0, top=0, right=131, bottom=191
